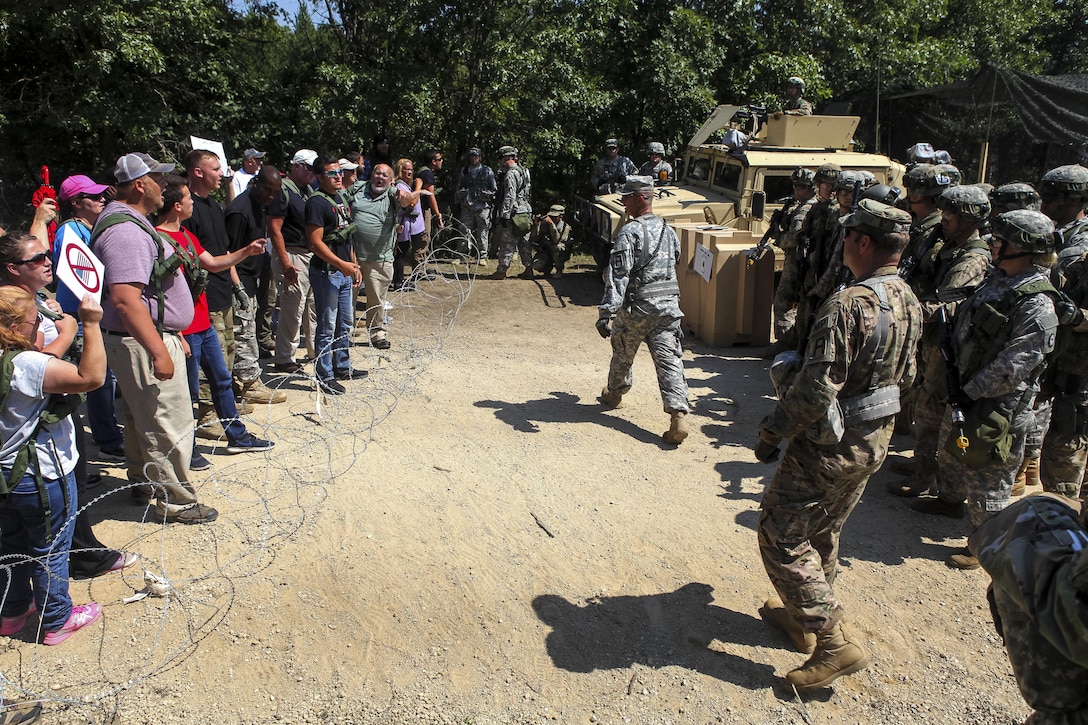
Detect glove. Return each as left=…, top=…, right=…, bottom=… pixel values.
left=233, top=284, right=252, bottom=311
left=754, top=429, right=782, bottom=463
left=596, top=313, right=612, bottom=339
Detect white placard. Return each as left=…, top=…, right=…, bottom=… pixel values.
left=54, top=226, right=105, bottom=305
left=189, top=136, right=233, bottom=177
left=693, top=242, right=714, bottom=282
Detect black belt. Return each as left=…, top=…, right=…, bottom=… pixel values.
left=105, top=329, right=179, bottom=337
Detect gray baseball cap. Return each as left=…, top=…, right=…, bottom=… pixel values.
left=243, top=148, right=266, bottom=160
left=114, top=153, right=175, bottom=183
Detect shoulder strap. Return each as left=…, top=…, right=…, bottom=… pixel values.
left=855, top=274, right=899, bottom=393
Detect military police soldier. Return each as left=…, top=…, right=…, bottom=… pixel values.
left=591, top=139, right=638, bottom=195
left=489, top=145, right=534, bottom=281
left=970, top=493, right=1088, bottom=724
left=639, top=142, right=674, bottom=184
left=755, top=199, right=921, bottom=692
left=531, top=204, right=571, bottom=278
left=597, top=176, right=690, bottom=445
left=456, top=147, right=497, bottom=267
left=916, top=211, right=1060, bottom=570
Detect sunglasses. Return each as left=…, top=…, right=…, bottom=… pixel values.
left=12, top=252, right=50, bottom=266
left=75, top=193, right=105, bottom=202
left=324, top=170, right=344, bottom=178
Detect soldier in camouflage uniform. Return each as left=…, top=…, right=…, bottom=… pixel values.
left=755, top=199, right=921, bottom=692
left=1040, top=166, right=1088, bottom=500
left=777, top=76, right=813, bottom=116
left=531, top=204, right=572, bottom=278
left=772, top=167, right=818, bottom=347
left=639, top=142, right=674, bottom=184
left=456, top=148, right=497, bottom=266
left=890, top=186, right=992, bottom=498
left=597, top=176, right=691, bottom=445
left=591, top=139, right=638, bottom=195
left=488, top=145, right=534, bottom=281
left=969, top=493, right=1088, bottom=724
left=899, top=164, right=960, bottom=289
left=917, top=211, right=1060, bottom=569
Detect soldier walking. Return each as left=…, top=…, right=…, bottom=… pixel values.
left=755, top=200, right=921, bottom=692
left=488, top=146, right=533, bottom=281
left=596, top=176, right=690, bottom=445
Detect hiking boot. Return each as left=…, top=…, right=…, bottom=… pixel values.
left=947, top=547, right=980, bottom=570
left=195, top=407, right=225, bottom=440
left=598, top=387, right=623, bottom=408
left=160, top=503, right=219, bottom=525
left=236, top=379, right=287, bottom=405
left=910, top=497, right=965, bottom=519
left=42, top=602, right=102, bottom=645
left=663, top=411, right=689, bottom=445
left=785, top=624, right=869, bottom=693
left=1, top=602, right=37, bottom=636
left=758, top=596, right=815, bottom=654
left=487, top=267, right=508, bottom=280
left=372, top=339, right=391, bottom=350
left=226, top=433, right=275, bottom=454
left=887, top=475, right=932, bottom=498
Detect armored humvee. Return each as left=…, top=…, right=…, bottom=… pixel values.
left=572, top=105, right=906, bottom=269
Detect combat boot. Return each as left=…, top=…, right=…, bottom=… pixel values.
left=517, top=267, right=535, bottom=280
left=947, top=546, right=980, bottom=570
left=662, top=411, right=689, bottom=444
left=195, top=406, right=225, bottom=440
left=910, top=496, right=965, bottom=518
left=785, top=624, right=869, bottom=693
left=758, top=596, right=815, bottom=654
left=887, top=474, right=932, bottom=498
left=598, top=387, right=623, bottom=408
left=487, top=267, right=508, bottom=280
left=1012, top=456, right=1040, bottom=496
left=235, top=378, right=287, bottom=405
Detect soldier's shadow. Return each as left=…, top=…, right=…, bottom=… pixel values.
left=475, top=392, right=665, bottom=446
left=532, top=582, right=776, bottom=689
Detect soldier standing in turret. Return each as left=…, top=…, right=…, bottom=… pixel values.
left=591, top=139, right=637, bottom=195
left=639, top=142, right=674, bottom=184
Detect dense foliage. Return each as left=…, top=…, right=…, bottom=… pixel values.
left=1, top=0, right=1085, bottom=222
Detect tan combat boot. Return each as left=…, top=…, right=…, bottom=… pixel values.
left=598, top=387, right=623, bottom=408
left=758, top=596, right=815, bottom=654
left=662, top=411, right=689, bottom=444
left=195, top=404, right=225, bottom=440
left=785, top=624, right=869, bottom=693
left=236, top=378, right=287, bottom=405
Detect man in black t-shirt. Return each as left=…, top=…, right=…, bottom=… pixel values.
left=416, top=149, right=443, bottom=278
left=268, top=149, right=318, bottom=373
left=225, top=166, right=285, bottom=405
left=305, top=155, right=365, bottom=395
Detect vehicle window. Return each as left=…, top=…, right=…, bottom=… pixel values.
left=762, top=174, right=796, bottom=203
left=713, top=161, right=741, bottom=191
left=687, top=157, right=711, bottom=182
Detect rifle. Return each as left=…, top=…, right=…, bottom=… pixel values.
left=898, top=225, right=941, bottom=283
left=937, top=306, right=970, bottom=455
left=746, top=197, right=797, bottom=268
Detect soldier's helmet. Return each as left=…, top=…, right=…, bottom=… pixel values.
left=992, top=209, right=1056, bottom=253
left=937, top=185, right=991, bottom=221
left=934, top=163, right=962, bottom=186
left=907, top=142, right=937, bottom=165
left=814, top=163, right=842, bottom=185
left=785, top=76, right=805, bottom=92
left=861, top=183, right=902, bottom=205
left=990, top=182, right=1041, bottom=213
left=790, top=167, right=815, bottom=187
left=904, top=164, right=959, bottom=198
left=1039, top=164, right=1088, bottom=198
left=498, top=145, right=518, bottom=158
left=833, top=170, right=866, bottom=193
left=647, top=141, right=665, bottom=155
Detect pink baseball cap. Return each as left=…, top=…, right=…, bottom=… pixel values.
left=59, top=174, right=110, bottom=201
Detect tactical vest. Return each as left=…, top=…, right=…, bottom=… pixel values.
left=90, top=214, right=208, bottom=335
left=623, top=216, right=680, bottom=310
left=0, top=351, right=82, bottom=538
left=836, top=274, right=904, bottom=425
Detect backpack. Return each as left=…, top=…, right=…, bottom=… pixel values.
left=91, top=214, right=208, bottom=335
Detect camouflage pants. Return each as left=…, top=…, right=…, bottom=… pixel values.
left=605, top=310, right=690, bottom=414
left=772, top=249, right=801, bottom=343
left=912, top=383, right=944, bottom=491
left=534, top=238, right=572, bottom=275
left=232, top=297, right=261, bottom=385
left=936, top=402, right=1029, bottom=528
left=458, top=206, right=490, bottom=261
left=1040, top=393, right=1087, bottom=498
left=1025, top=396, right=1052, bottom=460
left=993, top=586, right=1088, bottom=724
left=200, top=307, right=235, bottom=409
left=496, top=221, right=532, bottom=270
left=757, top=439, right=877, bottom=633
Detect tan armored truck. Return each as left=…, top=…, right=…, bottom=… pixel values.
left=571, top=106, right=905, bottom=346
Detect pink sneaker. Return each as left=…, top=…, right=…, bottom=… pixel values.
left=0, top=602, right=37, bottom=636
left=42, top=602, right=101, bottom=645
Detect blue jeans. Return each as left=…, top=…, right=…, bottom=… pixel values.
left=309, top=265, right=352, bottom=381
left=0, top=470, right=77, bottom=631
left=86, top=367, right=124, bottom=449
left=185, top=327, right=247, bottom=442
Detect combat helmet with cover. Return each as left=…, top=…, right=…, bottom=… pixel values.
left=1039, top=165, right=1088, bottom=198
left=813, top=163, right=841, bottom=185
left=647, top=142, right=665, bottom=155
left=904, top=164, right=958, bottom=198
left=937, top=185, right=991, bottom=221
left=790, top=167, right=815, bottom=187
left=992, top=209, right=1057, bottom=254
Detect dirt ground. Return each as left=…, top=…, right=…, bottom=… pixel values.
left=1, top=258, right=1031, bottom=724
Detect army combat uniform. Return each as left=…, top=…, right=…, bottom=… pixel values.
left=773, top=197, right=817, bottom=345
left=591, top=153, right=637, bottom=195
left=456, top=157, right=497, bottom=262
left=759, top=263, right=922, bottom=634
left=970, top=494, right=1088, bottom=724
left=531, top=205, right=571, bottom=277
left=495, top=150, right=533, bottom=273
left=599, top=212, right=690, bottom=416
